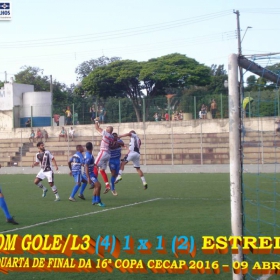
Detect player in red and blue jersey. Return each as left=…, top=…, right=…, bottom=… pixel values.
left=82, top=142, right=105, bottom=207
left=68, top=145, right=88, bottom=202
left=109, top=133, right=124, bottom=196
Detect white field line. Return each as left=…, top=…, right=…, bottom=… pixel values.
left=1, top=198, right=161, bottom=234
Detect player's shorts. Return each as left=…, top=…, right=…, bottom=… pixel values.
left=123, top=151, right=140, bottom=168
left=95, top=150, right=110, bottom=170
left=109, top=157, right=121, bottom=172
left=36, top=170, right=54, bottom=183
left=82, top=173, right=98, bottom=185
left=72, top=173, right=82, bottom=183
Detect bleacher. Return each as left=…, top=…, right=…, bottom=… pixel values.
left=0, top=130, right=279, bottom=167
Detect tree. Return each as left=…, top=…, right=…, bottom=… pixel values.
left=15, top=66, right=50, bottom=91
left=75, top=56, right=121, bottom=80
left=82, top=60, right=143, bottom=121
left=81, top=53, right=213, bottom=122
left=140, top=53, right=211, bottom=97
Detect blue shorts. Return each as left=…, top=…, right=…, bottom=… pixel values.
left=72, top=173, right=82, bottom=183
left=109, top=158, right=120, bottom=173
left=82, top=174, right=98, bottom=185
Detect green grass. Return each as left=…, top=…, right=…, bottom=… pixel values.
left=0, top=173, right=279, bottom=280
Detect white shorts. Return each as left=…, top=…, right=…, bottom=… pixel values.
left=124, top=151, right=140, bottom=168
left=95, top=150, right=110, bottom=170
left=36, top=170, right=54, bottom=183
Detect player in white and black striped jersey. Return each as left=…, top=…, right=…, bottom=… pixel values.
left=115, top=130, right=148, bottom=190
left=31, top=142, right=60, bottom=201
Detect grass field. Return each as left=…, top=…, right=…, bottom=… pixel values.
left=0, top=173, right=279, bottom=280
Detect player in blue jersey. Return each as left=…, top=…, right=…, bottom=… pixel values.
left=82, top=142, right=105, bottom=207
left=109, top=133, right=124, bottom=196
left=0, top=164, right=18, bottom=225
left=68, top=145, right=88, bottom=202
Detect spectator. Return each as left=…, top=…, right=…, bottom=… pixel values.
left=59, top=127, right=67, bottom=142
left=35, top=129, right=43, bottom=141
left=201, top=104, right=207, bottom=119
left=153, top=112, right=159, bottom=122
left=42, top=129, right=48, bottom=142
left=25, top=118, right=31, bottom=127
left=210, top=99, right=218, bottom=119
left=53, top=114, right=60, bottom=126
left=68, top=127, right=75, bottom=141
left=29, top=130, right=35, bottom=143
left=179, top=110, right=183, bottom=120
left=90, top=105, right=96, bottom=123
left=99, top=106, right=106, bottom=124
left=165, top=112, right=170, bottom=121
left=64, top=106, right=72, bottom=125
left=73, top=112, right=79, bottom=125
left=174, top=111, right=180, bottom=121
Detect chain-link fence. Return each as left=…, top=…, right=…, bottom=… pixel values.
left=13, top=94, right=232, bottom=128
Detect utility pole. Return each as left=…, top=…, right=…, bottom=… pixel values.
left=50, top=75, right=53, bottom=126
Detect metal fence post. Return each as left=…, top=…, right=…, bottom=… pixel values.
left=119, top=100, right=121, bottom=123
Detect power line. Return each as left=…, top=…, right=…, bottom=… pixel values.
left=0, top=10, right=232, bottom=49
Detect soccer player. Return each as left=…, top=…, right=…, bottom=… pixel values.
left=115, top=130, right=148, bottom=190
left=94, top=118, right=114, bottom=194
left=109, top=133, right=124, bottom=196
left=82, top=142, right=105, bottom=207
left=31, top=142, right=60, bottom=201
left=0, top=164, right=18, bottom=225
left=68, top=145, right=88, bottom=202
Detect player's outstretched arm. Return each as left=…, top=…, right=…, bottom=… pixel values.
left=118, top=132, right=131, bottom=138
left=94, top=118, right=103, bottom=134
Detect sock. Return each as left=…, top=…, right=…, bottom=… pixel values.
left=0, top=197, right=12, bottom=219
left=51, top=185, right=59, bottom=198
left=37, top=182, right=47, bottom=191
left=80, top=182, right=87, bottom=195
left=100, top=169, right=109, bottom=185
left=96, top=195, right=101, bottom=203
left=141, top=176, right=146, bottom=184
left=118, top=170, right=123, bottom=176
left=94, top=166, right=98, bottom=177
left=92, top=195, right=97, bottom=204
left=110, top=176, right=115, bottom=191
left=70, top=184, right=80, bottom=198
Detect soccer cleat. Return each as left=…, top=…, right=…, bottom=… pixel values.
left=143, top=183, right=148, bottom=190
left=89, top=183, right=94, bottom=189
left=78, top=194, right=85, bottom=200
left=69, top=197, right=76, bottom=202
left=115, top=175, right=122, bottom=184
left=111, top=190, right=118, bottom=196
left=103, top=186, right=110, bottom=194
left=92, top=201, right=97, bottom=205
left=42, top=189, right=48, bottom=197
left=96, top=202, right=105, bottom=207
left=6, top=217, right=18, bottom=225
left=54, top=197, right=60, bottom=202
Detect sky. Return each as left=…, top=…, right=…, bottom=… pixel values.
left=0, top=0, right=280, bottom=86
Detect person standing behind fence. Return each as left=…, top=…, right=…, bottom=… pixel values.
left=90, top=105, right=96, bottom=123
left=99, top=106, right=106, bottom=124
left=65, top=106, right=72, bottom=125
left=210, top=99, right=218, bottom=119
left=53, top=114, right=60, bottom=126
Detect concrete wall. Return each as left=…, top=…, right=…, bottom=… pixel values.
left=0, top=117, right=276, bottom=140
